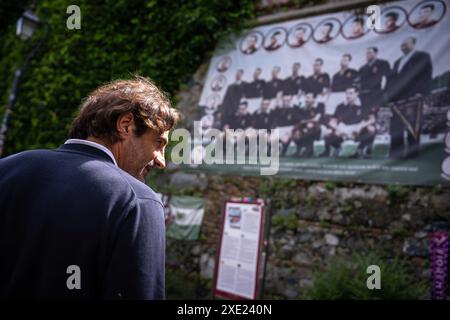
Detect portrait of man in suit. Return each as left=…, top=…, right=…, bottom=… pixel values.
left=217, top=56, right=231, bottom=73
left=387, top=37, right=433, bottom=159
left=382, top=11, right=401, bottom=33
left=265, top=30, right=284, bottom=51
left=349, top=17, right=365, bottom=39
left=317, top=22, right=334, bottom=44
left=0, top=76, right=180, bottom=299
left=411, top=3, right=439, bottom=29
left=242, top=34, right=260, bottom=55
left=288, top=23, right=312, bottom=48
left=292, top=27, right=306, bottom=47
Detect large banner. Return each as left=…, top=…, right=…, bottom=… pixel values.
left=186, top=0, right=450, bottom=186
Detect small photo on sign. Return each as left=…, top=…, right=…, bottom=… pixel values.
left=263, top=27, right=287, bottom=52
left=216, top=56, right=232, bottom=73
left=240, top=31, right=264, bottom=55
left=313, top=18, right=341, bottom=44
left=341, top=15, right=370, bottom=40
left=228, top=206, right=242, bottom=229
left=408, top=0, right=446, bottom=29
left=375, top=6, right=408, bottom=34
left=211, top=75, right=227, bottom=92
left=287, top=23, right=313, bottom=48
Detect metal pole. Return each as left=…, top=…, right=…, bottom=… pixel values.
left=0, top=23, right=48, bottom=158
left=0, top=69, right=22, bottom=157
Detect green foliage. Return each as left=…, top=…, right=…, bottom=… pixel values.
left=324, top=181, right=336, bottom=191
left=272, top=212, right=299, bottom=231
left=387, top=185, right=410, bottom=202
left=0, top=0, right=255, bottom=155
left=166, top=268, right=212, bottom=299
left=304, top=253, right=428, bottom=300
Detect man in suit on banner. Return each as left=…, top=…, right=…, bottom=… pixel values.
left=220, top=69, right=247, bottom=129
left=244, top=68, right=265, bottom=98
left=321, top=87, right=376, bottom=158
left=412, top=3, right=439, bottom=29
left=387, top=37, right=432, bottom=158
left=358, top=46, right=391, bottom=109
left=305, top=58, right=330, bottom=96
left=282, top=62, right=306, bottom=96
left=263, top=66, right=283, bottom=99
left=332, top=54, right=358, bottom=92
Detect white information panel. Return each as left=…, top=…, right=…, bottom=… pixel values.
left=214, top=200, right=265, bottom=299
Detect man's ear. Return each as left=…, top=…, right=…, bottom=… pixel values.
left=116, top=112, right=134, bottom=139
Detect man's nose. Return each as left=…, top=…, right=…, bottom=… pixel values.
left=154, top=154, right=166, bottom=169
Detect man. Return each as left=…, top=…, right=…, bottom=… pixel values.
left=383, top=11, right=400, bottom=33
left=0, top=76, right=179, bottom=299
left=332, top=54, right=358, bottom=92
left=282, top=62, right=305, bottom=96
left=273, top=95, right=299, bottom=127
left=358, top=47, right=391, bottom=109
left=387, top=37, right=432, bottom=158
left=265, top=31, right=282, bottom=51
left=220, top=69, right=247, bottom=129
left=305, top=58, right=330, bottom=96
left=349, top=17, right=365, bottom=39
left=292, top=92, right=325, bottom=157
left=321, top=87, right=376, bottom=158
left=291, top=27, right=307, bottom=48
left=263, top=66, right=283, bottom=99
left=243, top=35, right=258, bottom=54
left=317, top=22, right=333, bottom=44
left=252, top=99, right=274, bottom=130
left=243, top=68, right=265, bottom=98
left=230, top=100, right=252, bottom=130
left=412, top=4, right=438, bottom=29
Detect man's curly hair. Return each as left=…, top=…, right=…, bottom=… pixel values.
left=69, top=76, right=179, bottom=144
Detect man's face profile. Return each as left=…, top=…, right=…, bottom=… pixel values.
left=113, top=112, right=169, bottom=182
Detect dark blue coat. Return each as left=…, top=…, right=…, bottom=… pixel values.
left=0, top=143, right=165, bottom=299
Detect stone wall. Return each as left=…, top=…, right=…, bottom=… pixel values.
left=160, top=170, right=449, bottom=299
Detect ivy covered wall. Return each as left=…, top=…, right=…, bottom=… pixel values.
left=0, top=0, right=255, bottom=155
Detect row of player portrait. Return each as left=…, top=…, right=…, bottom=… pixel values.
left=233, top=0, right=446, bottom=57
left=211, top=34, right=432, bottom=98
left=198, top=87, right=449, bottom=160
